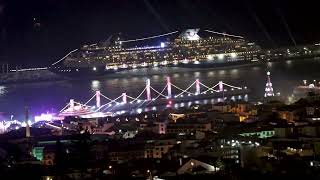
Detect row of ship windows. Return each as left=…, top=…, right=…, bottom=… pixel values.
left=83, top=45, right=256, bottom=54
left=82, top=47, right=258, bottom=56
left=84, top=43, right=255, bottom=52
left=80, top=52, right=258, bottom=60
left=67, top=57, right=249, bottom=65
left=82, top=38, right=247, bottom=49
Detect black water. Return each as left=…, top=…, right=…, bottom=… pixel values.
left=1, top=59, right=320, bottom=120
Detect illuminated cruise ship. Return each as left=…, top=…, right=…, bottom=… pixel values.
left=50, top=29, right=262, bottom=76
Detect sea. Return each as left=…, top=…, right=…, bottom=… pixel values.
left=1, top=58, right=320, bottom=121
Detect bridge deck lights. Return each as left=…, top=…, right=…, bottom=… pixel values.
left=59, top=78, right=247, bottom=116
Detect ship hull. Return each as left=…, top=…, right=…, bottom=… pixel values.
left=48, top=66, right=121, bottom=78
left=179, top=60, right=260, bottom=68
left=49, top=60, right=260, bottom=78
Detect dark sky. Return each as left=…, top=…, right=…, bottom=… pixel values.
left=0, top=0, right=319, bottom=67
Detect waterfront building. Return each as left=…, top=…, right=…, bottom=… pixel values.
left=239, top=127, right=275, bottom=139
left=166, top=121, right=212, bottom=134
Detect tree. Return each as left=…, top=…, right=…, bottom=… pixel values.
left=55, top=139, right=68, bottom=179
left=215, top=158, right=225, bottom=171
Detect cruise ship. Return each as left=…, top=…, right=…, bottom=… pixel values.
left=49, top=29, right=262, bottom=76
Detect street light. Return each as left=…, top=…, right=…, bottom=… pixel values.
left=146, top=169, right=152, bottom=180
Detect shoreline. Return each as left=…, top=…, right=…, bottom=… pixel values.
left=0, top=62, right=262, bottom=85
left=0, top=57, right=318, bottom=85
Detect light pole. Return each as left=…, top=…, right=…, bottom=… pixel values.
left=147, top=169, right=152, bottom=180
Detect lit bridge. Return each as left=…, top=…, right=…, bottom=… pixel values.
left=59, top=77, right=249, bottom=118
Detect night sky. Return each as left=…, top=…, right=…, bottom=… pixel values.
left=0, top=0, right=319, bottom=67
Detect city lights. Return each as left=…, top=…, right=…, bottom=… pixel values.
left=34, top=113, right=54, bottom=122
left=218, top=54, right=224, bottom=59
left=207, top=54, right=213, bottom=60
left=2, top=2, right=320, bottom=178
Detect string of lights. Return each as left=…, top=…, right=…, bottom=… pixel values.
left=95, top=94, right=124, bottom=112
left=128, top=87, right=147, bottom=103
left=100, top=94, right=114, bottom=101
left=120, top=31, right=179, bottom=43
left=52, top=49, right=78, bottom=66
left=59, top=102, right=72, bottom=113
left=201, top=83, right=220, bottom=94
left=59, top=78, right=246, bottom=115
left=199, top=82, right=219, bottom=94
left=172, top=81, right=196, bottom=97
left=222, top=82, right=242, bottom=89
left=84, top=94, right=97, bottom=105
left=150, top=84, right=168, bottom=99
left=204, top=30, right=244, bottom=39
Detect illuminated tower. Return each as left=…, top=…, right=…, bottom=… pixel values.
left=96, top=91, right=101, bottom=108
left=146, top=79, right=152, bottom=101
left=264, top=71, right=274, bottom=97
left=167, top=77, right=172, bottom=98
left=25, top=106, right=30, bottom=138
left=195, top=79, right=200, bottom=95
left=122, top=93, right=127, bottom=104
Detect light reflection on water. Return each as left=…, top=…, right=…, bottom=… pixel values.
left=194, top=72, right=201, bottom=77
left=218, top=70, right=226, bottom=75
left=0, top=86, right=6, bottom=96
left=230, top=69, right=238, bottom=74
left=173, top=73, right=180, bottom=78
left=1, top=59, right=320, bottom=119
left=91, top=80, right=100, bottom=91
left=208, top=71, right=215, bottom=77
